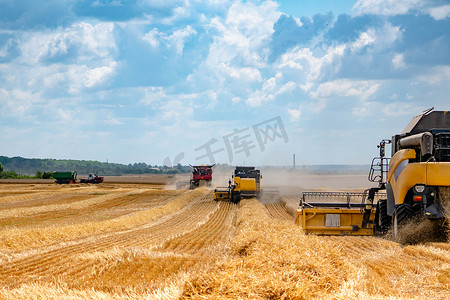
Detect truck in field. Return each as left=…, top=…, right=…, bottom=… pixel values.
left=53, top=171, right=104, bottom=184
left=53, top=171, right=77, bottom=184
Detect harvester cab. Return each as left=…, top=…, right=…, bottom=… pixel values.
left=296, top=108, right=450, bottom=239
left=214, top=166, right=261, bottom=203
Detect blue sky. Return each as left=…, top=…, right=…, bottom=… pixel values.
left=0, top=0, right=449, bottom=166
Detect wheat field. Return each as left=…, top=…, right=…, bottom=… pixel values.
left=0, top=183, right=448, bottom=299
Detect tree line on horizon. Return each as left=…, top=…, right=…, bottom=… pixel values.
left=0, top=156, right=195, bottom=178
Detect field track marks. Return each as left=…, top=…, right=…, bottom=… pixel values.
left=78, top=201, right=238, bottom=292
left=0, top=189, right=183, bottom=227
left=327, top=235, right=450, bottom=281
left=160, top=201, right=237, bottom=255
left=0, top=185, right=131, bottom=205
left=0, top=193, right=217, bottom=286
left=265, top=202, right=294, bottom=221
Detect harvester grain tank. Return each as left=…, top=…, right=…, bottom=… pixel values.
left=53, top=171, right=77, bottom=184
left=214, top=166, right=261, bottom=203
left=190, top=165, right=214, bottom=189
left=296, top=108, right=450, bottom=239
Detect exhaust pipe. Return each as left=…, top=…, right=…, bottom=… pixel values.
left=399, top=131, right=433, bottom=159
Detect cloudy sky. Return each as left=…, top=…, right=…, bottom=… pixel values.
left=0, top=0, right=449, bottom=166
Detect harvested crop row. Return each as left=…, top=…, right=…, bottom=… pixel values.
left=161, top=201, right=237, bottom=255
left=181, top=198, right=353, bottom=299
left=0, top=189, right=184, bottom=228
left=0, top=188, right=151, bottom=220
left=0, top=192, right=216, bottom=287
left=265, top=202, right=294, bottom=221
left=76, top=202, right=238, bottom=294
left=181, top=198, right=450, bottom=299
left=319, top=236, right=450, bottom=298
left=0, top=184, right=130, bottom=205
left=0, top=188, right=208, bottom=251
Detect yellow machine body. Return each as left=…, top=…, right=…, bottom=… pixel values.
left=234, top=177, right=259, bottom=194
left=213, top=166, right=261, bottom=203
left=388, top=149, right=450, bottom=206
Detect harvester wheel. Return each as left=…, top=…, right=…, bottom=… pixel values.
left=392, top=204, right=414, bottom=238
left=376, top=200, right=391, bottom=234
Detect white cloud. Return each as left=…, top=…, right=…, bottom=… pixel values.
left=278, top=45, right=346, bottom=83
left=382, top=102, right=419, bottom=116
left=19, top=22, right=116, bottom=65
left=104, top=115, right=123, bottom=125
left=350, top=30, right=376, bottom=52
left=288, top=105, right=302, bottom=122
left=310, top=79, right=380, bottom=101
left=170, top=26, right=197, bottom=55
left=57, top=108, right=72, bottom=121
left=352, top=100, right=420, bottom=118
left=143, top=25, right=197, bottom=55
left=277, top=81, right=297, bottom=95
left=143, top=28, right=160, bottom=48
left=0, top=88, right=35, bottom=117
left=203, top=1, right=280, bottom=67
left=64, top=61, right=117, bottom=93
left=351, top=23, right=401, bottom=54
left=226, top=64, right=262, bottom=82
left=186, top=0, right=281, bottom=105
left=353, top=0, right=422, bottom=16
left=246, top=90, right=271, bottom=107
left=84, top=62, right=117, bottom=87
left=392, top=53, right=405, bottom=69
left=416, top=65, right=450, bottom=85
left=1, top=22, right=119, bottom=96
left=231, top=96, right=241, bottom=103
left=140, top=86, right=167, bottom=105
left=244, top=76, right=296, bottom=108
left=427, top=4, right=450, bottom=20
left=353, top=0, right=450, bottom=20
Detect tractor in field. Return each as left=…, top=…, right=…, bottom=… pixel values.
left=80, top=173, right=104, bottom=184
left=214, top=166, right=261, bottom=203
left=296, top=108, right=450, bottom=239
left=189, top=165, right=214, bottom=189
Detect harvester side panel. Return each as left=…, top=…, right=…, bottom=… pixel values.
left=389, top=161, right=450, bottom=206
left=236, top=178, right=257, bottom=194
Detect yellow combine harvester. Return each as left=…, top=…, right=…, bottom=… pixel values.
left=214, top=166, right=261, bottom=203
left=296, top=108, right=450, bottom=238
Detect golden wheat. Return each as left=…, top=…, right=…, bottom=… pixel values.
left=0, top=188, right=207, bottom=250
left=0, top=183, right=448, bottom=299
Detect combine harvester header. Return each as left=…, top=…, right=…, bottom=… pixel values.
left=296, top=192, right=386, bottom=236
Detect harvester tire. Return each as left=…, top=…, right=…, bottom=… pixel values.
left=376, top=200, right=391, bottom=234
left=392, top=204, right=414, bottom=238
